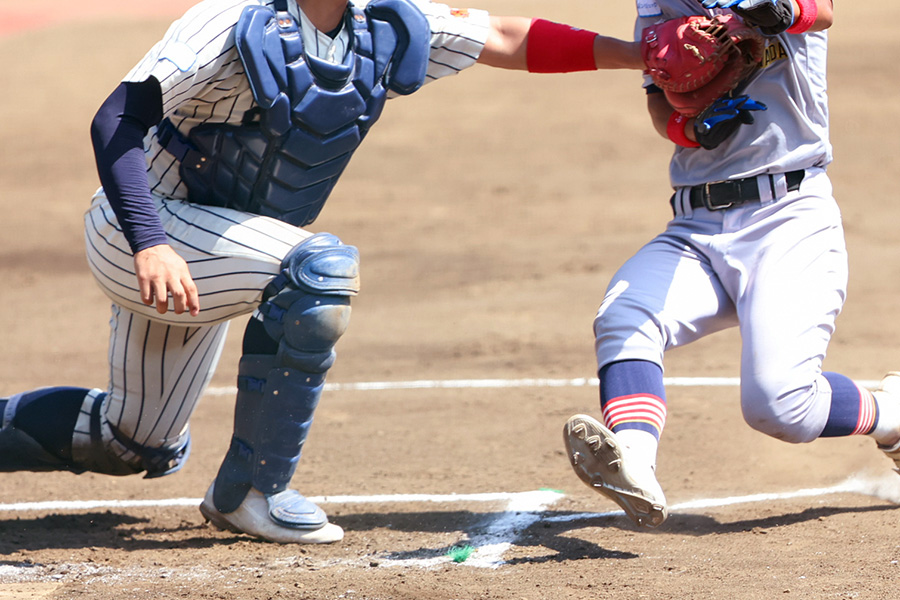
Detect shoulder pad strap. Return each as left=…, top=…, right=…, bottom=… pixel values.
left=364, top=0, right=431, bottom=95
left=235, top=5, right=299, bottom=136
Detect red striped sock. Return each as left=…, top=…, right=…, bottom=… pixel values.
left=602, top=393, right=667, bottom=439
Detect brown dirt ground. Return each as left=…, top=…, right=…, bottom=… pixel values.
left=1, top=1, right=900, bottom=599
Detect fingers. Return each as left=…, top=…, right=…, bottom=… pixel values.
left=139, top=278, right=170, bottom=314
left=153, top=279, right=170, bottom=314
left=169, top=283, right=188, bottom=315
left=184, top=279, right=201, bottom=317
left=133, top=244, right=201, bottom=318
left=139, top=276, right=154, bottom=308
left=138, top=274, right=171, bottom=315
left=145, top=279, right=200, bottom=316
left=745, top=99, right=767, bottom=112
left=169, top=277, right=201, bottom=317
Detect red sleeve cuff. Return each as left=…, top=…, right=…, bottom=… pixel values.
left=526, top=18, right=598, bottom=73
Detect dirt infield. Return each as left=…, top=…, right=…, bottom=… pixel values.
left=2, top=1, right=900, bottom=598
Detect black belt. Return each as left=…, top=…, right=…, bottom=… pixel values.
left=675, top=170, right=805, bottom=212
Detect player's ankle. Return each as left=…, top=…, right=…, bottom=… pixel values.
left=871, top=388, right=900, bottom=448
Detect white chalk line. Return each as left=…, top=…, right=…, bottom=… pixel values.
left=544, top=475, right=895, bottom=525
left=203, top=377, right=882, bottom=397
left=0, top=491, right=545, bottom=514
left=0, top=376, right=890, bottom=576
left=0, top=478, right=890, bottom=570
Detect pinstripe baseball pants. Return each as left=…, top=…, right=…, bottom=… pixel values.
left=84, top=192, right=313, bottom=464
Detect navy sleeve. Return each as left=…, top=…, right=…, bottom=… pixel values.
left=90, top=78, right=168, bottom=254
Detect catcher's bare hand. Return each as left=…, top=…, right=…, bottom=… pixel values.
left=134, top=244, right=200, bottom=317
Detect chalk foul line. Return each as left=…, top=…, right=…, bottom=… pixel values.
left=1, top=476, right=895, bottom=569
left=203, top=376, right=882, bottom=397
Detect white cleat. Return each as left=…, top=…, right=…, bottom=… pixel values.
left=564, top=414, right=668, bottom=528
left=874, top=372, right=900, bottom=472
left=199, top=483, right=344, bottom=544
left=879, top=439, right=900, bottom=472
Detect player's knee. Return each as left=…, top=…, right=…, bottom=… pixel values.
left=740, top=377, right=820, bottom=443
left=80, top=392, right=192, bottom=477
left=594, top=297, right=666, bottom=362
left=280, top=293, right=352, bottom=352
left=0, top=388, right=190, bottom=477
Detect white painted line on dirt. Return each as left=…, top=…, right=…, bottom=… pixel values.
left=0, top=497, right=201, bottom=512
left=461, top=489, right=564, bottom=569
left=0, top=478, right=894, bottom=571
left=374, top=490, right=564, bottom=569
left=0, top=490, right=563, bottom=570
left=203, top=377, right=882, bottom=397
left=543, top=475, right=897, bottom=524
left=314, top=491, right=544, bottom=504
left=0, top=491, right=555, bottom=514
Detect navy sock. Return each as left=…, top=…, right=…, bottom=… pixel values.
left=11, top=387, right=90, bottom=460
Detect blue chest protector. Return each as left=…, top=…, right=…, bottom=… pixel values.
left=158, top=0, right=431, bottom=226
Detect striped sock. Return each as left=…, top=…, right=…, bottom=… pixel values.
left=599, top=360, right=667, bottom=440
left=820, top=372, right=878, bottom=437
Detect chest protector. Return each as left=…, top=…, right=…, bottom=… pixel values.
left=158, top=0, right=431, bottom=226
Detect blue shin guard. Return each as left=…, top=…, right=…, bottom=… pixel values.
left=211, top=234, right=359, bottom=526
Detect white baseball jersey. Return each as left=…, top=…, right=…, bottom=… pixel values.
left=636, top=0, right=832, bottom=187
left=83, top=0, right=491, bottom=458
left=125, top=0, right=489, bottom=203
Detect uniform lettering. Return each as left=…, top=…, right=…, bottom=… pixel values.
left=761, top=40, right=789, bottom=68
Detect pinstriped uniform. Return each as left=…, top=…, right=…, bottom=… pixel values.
left=83, top=0, right=491, bottom=464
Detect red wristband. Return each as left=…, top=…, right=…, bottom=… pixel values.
left=787, top=0, right=818, bottom=34
left=666, top=111, right=700, bottom=148
left=526, top=18, right=598, bottom=73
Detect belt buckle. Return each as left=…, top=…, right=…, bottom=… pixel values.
left=702, top=181, right=735, bottom=211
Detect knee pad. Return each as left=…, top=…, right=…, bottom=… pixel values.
left=258, top=232, right=360, bottom=373
left=280, top=232, right=360, bottom=296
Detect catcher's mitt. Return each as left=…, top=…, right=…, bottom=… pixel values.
left=641, top=13, right=765, bottom=117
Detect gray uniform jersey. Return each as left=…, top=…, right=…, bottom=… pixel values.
left=594, top=0, right=847, bottom=446
left=636, top=0, right=832, bottom=187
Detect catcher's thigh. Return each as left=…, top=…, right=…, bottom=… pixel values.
left=84, top=193, right=312, bottom=326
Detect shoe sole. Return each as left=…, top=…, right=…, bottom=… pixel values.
left=564, top=414, right=668, bottom=528
left=199, top=500, right=245, bottom=535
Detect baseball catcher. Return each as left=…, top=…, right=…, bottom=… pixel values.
left=0, top=0, right=650, bottom=545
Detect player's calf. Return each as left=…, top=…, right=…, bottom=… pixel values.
left=0, top=387, right=189, bottom=477
left=206, top=232, right=359, bottom=543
